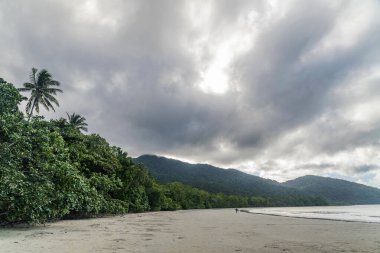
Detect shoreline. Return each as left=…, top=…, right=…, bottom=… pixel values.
left=1, top=209, right=379, bottom=253
left=240, top=209, right=380, bottom=224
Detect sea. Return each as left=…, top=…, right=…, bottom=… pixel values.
left=246, top=204, right=380, bottom=223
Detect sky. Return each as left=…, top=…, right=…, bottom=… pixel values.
left=1, top=0, right=380, bottom=187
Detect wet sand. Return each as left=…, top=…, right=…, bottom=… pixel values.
left=1, top=209, right=380, bottom=253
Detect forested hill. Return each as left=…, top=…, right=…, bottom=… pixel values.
left=134, top=155, right=300, bottom=196
left=283, top=175, right=380, bottom=204
left=135, top=155, right=380, bottom=204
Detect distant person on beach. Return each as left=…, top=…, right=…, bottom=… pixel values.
left=235, top=208, right=239, bottom=213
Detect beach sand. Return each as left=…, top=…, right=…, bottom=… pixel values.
left=1, top=209, right=379, bottom=253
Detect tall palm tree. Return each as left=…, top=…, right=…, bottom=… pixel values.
left=67, top=112, right=88, bottom=132
left=18, top=68, right=63, bottom=120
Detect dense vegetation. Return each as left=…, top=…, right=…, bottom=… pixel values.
left=0, top=75, right=328, bottom=225
left=283, top=175, right=380, bottom=205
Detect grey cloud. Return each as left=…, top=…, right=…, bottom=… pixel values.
left=296, top=163, right=334, bottom=171
left=351, top=165, right=380, bottom=174
left=233, top=2, right=348, bottom=147
left=1, top=0, right=380, bottom=186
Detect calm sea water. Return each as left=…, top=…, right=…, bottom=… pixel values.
left=247, top=205, right=380, bottom=223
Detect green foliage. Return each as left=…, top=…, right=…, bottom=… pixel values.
left=0, top=79, right=24, bottom=116
left=0, top=80, right=126, bottom=223
left=0, top=111, right=102, bottom=223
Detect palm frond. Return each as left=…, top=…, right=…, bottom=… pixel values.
left=37, top=70, right=50, bottom=88
left=18, top=82, right=36, bottom=92
left=43, top=93, right=60, bottom=106
left=30, top=68, right=38, bottom=84
left=18, top=87, right=31, bottom=92
left=48, top=80, right=61, bottom=87
left=79, top=126, right=88, bottom=132
left=26, top=99, right=33, bottom=115
left=45, top=97, right=56, bottom=111
left=44, top=87, right=63, bottom=94
left=40, top=97, right=50, bottom=111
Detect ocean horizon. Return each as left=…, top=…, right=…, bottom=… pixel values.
left=246, top=204, right=380, bottom=223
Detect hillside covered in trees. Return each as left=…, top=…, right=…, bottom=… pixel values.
left=135, top=154, right=298, bottom=196
left=136, top=155, right=380, bottom=205
left=283, top=175, right=380, bottom=204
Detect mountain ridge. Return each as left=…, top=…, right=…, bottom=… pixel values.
left=134, top=154, right=380, bottom=205
left=283, top=175, right=380, bottom=204
left=134, top=154, right=298, bottom=196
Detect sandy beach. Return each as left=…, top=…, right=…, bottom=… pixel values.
left=1, top=209, right=380, bottom=253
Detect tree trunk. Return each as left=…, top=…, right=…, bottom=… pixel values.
left=28, top=100, right=37, bottom=121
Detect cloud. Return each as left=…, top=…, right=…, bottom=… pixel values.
left=1, top=0, right=380, bottom=187
left=352, top=164, right=380, bottom=174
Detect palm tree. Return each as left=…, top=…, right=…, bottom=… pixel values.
left=18, top=68, right=63, bottom=120
left=67, top=112, right=88, bottom=132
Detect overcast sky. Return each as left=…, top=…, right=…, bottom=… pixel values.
left=1, top=0, right=380, bottom=187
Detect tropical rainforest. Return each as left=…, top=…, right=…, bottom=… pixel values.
left=0, top=70, right=327, bottom=225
